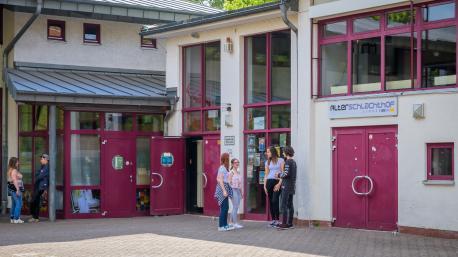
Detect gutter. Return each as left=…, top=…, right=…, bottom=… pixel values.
left=1, top=0, right=42, bottom=215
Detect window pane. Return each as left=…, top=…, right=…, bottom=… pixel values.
left=246, top=107, right=266, bottom=130
left=56, top=135, right=64, bottom=186
left=205, top=43, right=221, bottom=106
left=137, top=114, right=163, bottom=132
left=184, top=46, right=202, bottom=108
left=35, top=105, right=48, bottom=131
left=48, top=25, right=63, bottom=39
left=136, top=137, right=150, bottom=186
left=57, top=108, right=64, bottom=130
left=324, top=21, right=347, bottom=37
left=422, top=27, right=456, bottom=88
left=321, top=42, right=348, bottom=95
left=245, top=133, right=267, bottom=214
left=387, top=10, right=415, bottom=28
left=19, top=105, right=33, bottom=132
left=84, top=24, right=99, bottom=42
left=270, top=132, right=291, bottom=149
left=205, top=110, right=220, bottom=131
left=386, top=33, right=416, bottom=90
left=184, top=111, right=201, bottom=132
left=431, top=147, right=452, bottom=176
left=71, top=135, right=100, bottom=186
left=104, top=113, right=133, bottom=131
left=70, top=112, right=100, bottom=130
left=246, top=35, right=267, bottom=104
left=19, top=137, right=33, bottom=184
left=71, top=189, right=100, bottom=213
left=136, top=188, right=150, bottom=211
left=271, top=31, right=291, bottom=101
left=353, top=16, right=380, bottom=33
left=271, top=105, right=290, bottom=129
left=423, top=2, right=455, bottom=22
left=34, top=137, right=47, bottom=175
left=352, top=37, right=381, bottom=92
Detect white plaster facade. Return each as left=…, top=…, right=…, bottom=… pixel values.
left=161, top=0, right=458, bottom=233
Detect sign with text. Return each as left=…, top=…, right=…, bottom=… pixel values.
left=224, top=136, right=235, bottom=146
left=328, top=97, right=398, bottom=119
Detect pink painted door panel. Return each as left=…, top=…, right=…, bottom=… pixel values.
left=366, top=128, right=397, bottom=231
left=334, top=129, right=366, bottom=229
left=333, top=126, right=397, bottom=231
left=203, top=136, right=220, bottom=216
left=103, top=138, right=135, bottom=217
left=150, top=137, right=185, bottom=215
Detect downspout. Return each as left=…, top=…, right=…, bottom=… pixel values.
left=1, top=0, right=42, bottom=214
left=164, top=96, right=179, bottom=137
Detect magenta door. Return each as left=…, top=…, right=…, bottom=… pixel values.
left=333, top=126, right=397, bottom=231
left=102, top=137, right=135, bottom=217
left=150, top=137, right=185, bottom=215
left=203, top=136, right=220, bottom=216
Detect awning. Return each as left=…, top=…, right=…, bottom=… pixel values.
left=6, top=65, right=175, bottom=108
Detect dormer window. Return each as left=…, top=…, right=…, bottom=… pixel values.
left=83, top=23, right=101, bottom=44
left=47, top=20, right=65, bottom=41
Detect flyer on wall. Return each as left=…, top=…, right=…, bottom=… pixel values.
left=258, top=137, right=265, bottom=152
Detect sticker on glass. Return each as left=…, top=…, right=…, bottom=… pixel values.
left=112, top=155, right=124, bottom=170
left=161, top=152, right=174, bottom=167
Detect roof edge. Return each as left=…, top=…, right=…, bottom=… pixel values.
left=140, top=2, right=281, bottom=36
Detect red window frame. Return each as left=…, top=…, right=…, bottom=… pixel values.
left=317, top=0, right=458, bottom=97
left=243, top=30, right=292, bottom=220
left=427, top=143, right=455, bottom=181
left=182, top=41, right=221, bottom=136
left=47, top=19, right=65, bottom=41
left=83, top=23, right=101, bottom=44
left=141, top=36, right=157, bottom=48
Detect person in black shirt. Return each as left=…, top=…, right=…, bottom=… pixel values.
left=277, top=146, right=297, bottom=229
left=29, top=154, right=49, bottom=222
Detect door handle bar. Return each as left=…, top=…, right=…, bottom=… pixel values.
left=202, top=173, right=208, bottom=188
left=351, top=175, right=374, bottom=196
left=151, top=172, right=164, bottom=188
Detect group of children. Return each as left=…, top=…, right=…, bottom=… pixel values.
left=215, top=145, right=297, bottom=231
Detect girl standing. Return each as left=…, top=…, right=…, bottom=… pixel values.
left=214, top=153, right=234, bottom=231
left=263, top=146, right=284, bottom=227
left=229, top=158, right=243, bottom=229
left=7, top=157, right=24, bottom=224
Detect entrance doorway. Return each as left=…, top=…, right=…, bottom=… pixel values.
left=332, top=126, right=398, bottom=231
left=102, top=137, right=136, bottom=217
left=185, top=136, right=221, bottom=216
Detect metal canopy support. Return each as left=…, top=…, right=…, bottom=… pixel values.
left=48, top=105, right=56, bottom=222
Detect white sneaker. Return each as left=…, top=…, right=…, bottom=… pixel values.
left=10, top=219, right=14, bottom=224
left=218, top=225, right=235, bottom=232
left=14, top=219, right=24, bottom=224
left=234, top=223, right=244, bottom=229
left=226, top=225, right=235, bottom=231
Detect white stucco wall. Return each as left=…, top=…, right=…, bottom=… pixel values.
left=11, top=12, right=166, bottom=71
left=164, top=14, right=297, bottom=216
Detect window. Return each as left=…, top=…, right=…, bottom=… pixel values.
left=47, top=20, right=65, bottom=41
left=318, top=1, right=458, bottom=97
left=244, top=30, right=291, bottom=218
left=83, top=23, right=101, bottom=44
left=141, top=36, right=157, bottom=48
left=427, top=143, right=454, bottom=180
left=183, top=42, right=221, bottom=134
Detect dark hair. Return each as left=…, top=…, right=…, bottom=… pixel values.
left=267, top=146, right=278, bottom=165
left=230, top=158, right=239, bottom=171
left=220, top=153, right=230, bottom=170
left=8, top=157, right=18, bottom=170
left=283, top=146, right=295, bottom=157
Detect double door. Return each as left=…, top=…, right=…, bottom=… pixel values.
left=333, top=126, right=397, bottom=231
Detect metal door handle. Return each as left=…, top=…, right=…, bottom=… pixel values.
left=351, top=175, right=374, bottom=196
left=129, top=175, right=133, bottom=183
left=202, top=173, right=208, bottom=188
left=151, top=172, right=164, bottom=188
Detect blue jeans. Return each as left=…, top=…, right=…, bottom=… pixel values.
left=9, top=190, right=22, bottom=220
left=231, top=188, right=242, bottom=224
left=219, top=197, right=229, bottom=228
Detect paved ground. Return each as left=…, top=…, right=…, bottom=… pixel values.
left=0, top=215, right=456, bottom=257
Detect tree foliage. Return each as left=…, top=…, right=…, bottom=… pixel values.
left=187, top=0, right=275, bottom=10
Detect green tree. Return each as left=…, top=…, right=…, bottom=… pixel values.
left=187, top=0, right=225, bottom=9
left=224, top=0, right=276, bottom=10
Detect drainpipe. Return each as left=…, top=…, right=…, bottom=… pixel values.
left=280, top=0, right=298, bottom=34
left=1, top=0, right=42, bottom=214
left=163, top=96, right=179, bottom=137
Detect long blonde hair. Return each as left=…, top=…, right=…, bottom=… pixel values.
left=7, top=157, right=19, bottom=179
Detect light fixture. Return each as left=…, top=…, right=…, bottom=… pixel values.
left=224, top=37, right=233, bottom=53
